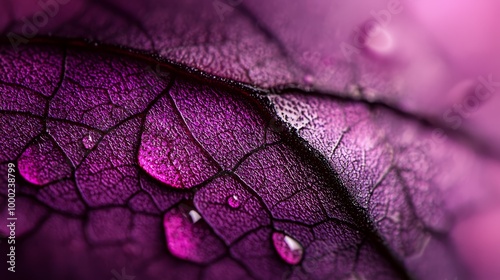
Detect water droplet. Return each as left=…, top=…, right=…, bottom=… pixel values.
left=227, top=194, right=241, bottom=209
left=272, top=232, right=303, bottom=265
left=163, top=203, right=225, bottom=264
left=364, top=26, right=394, bottom=55
left=82, top=132, right=99, bottom=149
left=304, top=74, right=314, bottom=84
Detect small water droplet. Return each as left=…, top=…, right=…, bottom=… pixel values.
left=304, top=74, right=314, bottom=84
left=272, top=232, right=303, bottom=265
left=227, top=194, right=241, bottom=209
left=82, top=132, right=99, bottom=149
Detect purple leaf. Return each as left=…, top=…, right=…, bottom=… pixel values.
left=194, top=175, right=271, bottom=244
left=1, top=1, right=500, bottom=280
left=0, top=43, right=410, bottom=280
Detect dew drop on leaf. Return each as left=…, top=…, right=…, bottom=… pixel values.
left=226, top=194, right=241, bottom=209
left=304, top=74, right=314, bottom=84
left=272, top=231, right=304, bottom=265
left=82, top=132, right=99, bottom=150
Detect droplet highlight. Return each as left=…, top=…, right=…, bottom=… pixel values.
left=188, top=209, right=202, bottom=223
left=227, top=194, right=241, bottom=209
left=272, top=232, right=304, bottom=265
left=163, top=203, right=225, bottom=264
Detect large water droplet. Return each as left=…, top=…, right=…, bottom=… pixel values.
left=163, top=203, right=225, bottom=264
left=272, top=232, right=304, bottom=265
left=227, top=194, right=241, bottom=209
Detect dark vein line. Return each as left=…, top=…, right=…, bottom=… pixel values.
left=165, top=86, right=224, bottom=171
left=0, top=81, right=48, bottom=99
